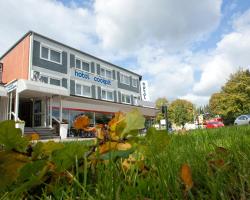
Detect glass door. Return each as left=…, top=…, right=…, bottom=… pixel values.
left=34, top=100, right=42, bottom=127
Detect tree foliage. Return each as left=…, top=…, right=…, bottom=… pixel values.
left=168, top=99, right=194, bottom=126
left=209, top=69, right=250, bottom=124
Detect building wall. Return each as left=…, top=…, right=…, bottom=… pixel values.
left=31, top=33, right=141, bottom=106
left=1, top=35, right=30, bottom=83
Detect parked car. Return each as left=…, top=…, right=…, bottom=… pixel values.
left=234, top=114, right=250, bottom=125
left=205, top=121, right=224, bottom=129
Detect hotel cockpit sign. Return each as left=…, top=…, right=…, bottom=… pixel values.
left=140, top=81, right=150, bottom=101
left=73, top=69, right=114, bottom=87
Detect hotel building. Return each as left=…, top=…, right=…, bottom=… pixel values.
left=0, top=31, right=156, bottom=138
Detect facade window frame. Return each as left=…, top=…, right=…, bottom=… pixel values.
left=75, top=57, right=91, bottom=73
left=40, top=44, right=62, bottom=65
left=100, top=66, right=113, bottom=80
left=101, top=88, right=114, bottom=101
left=75, top=82, right=92, bottom=98
left=132, top=78, right=138, bottom=87
left=49, top=77, right=61, bottom=86
left=121, top=93, right=131, bottom=104
left=120, top=73, right=130, bottom=85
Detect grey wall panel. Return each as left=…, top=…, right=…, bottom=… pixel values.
left=91, top=85, right=96, bottom=99
left=33, top=40, right=68, bottom=74
left=97, top=86, right=101, bottom=99
left=112, top=70, right=116, bottom=80
left=91, top=62, right=95, bottom=74
left=117, top=71, right=140, bottom=93
left=70, top=80, right=75, bottom=95
left=118, top=91, right=121, bottom=103
left=96, top=64, right=100, bottom=75
left=62, top=78, right=68, bottom=88
left=114, top=91, right=117, bottom=102
left=70, top=54, right=75, bottom=68
left=131, top=95, right=134, bottom=105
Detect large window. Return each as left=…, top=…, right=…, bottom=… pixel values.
left=101, top=89, right=114, bottom=101
left=75, top=58, right=90, bottom=73
left=40, top=45, right=62, bottom=64
left=100, top=67, right=112, bottom=79
left=75, top=83, right=91, bottom=97
left=122, top=94, right=131, bottom=104
left=120, top=73, right=130, bottom=85
left=132, top=78, right=138, bottom=87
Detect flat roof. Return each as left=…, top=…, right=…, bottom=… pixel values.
left=0, top=31, right=142, bottom=79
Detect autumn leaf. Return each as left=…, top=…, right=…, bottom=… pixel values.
left=180, top=163, right=193, bottom=191
left=73, top=115, right=90, bottom=130
left=0, top=151, right=30, bottom=189
left=117, top=142, right=132, bottom=151
left=98, top=142, right=118, bottom=154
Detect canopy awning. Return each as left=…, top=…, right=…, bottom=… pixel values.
left=17, top=79, right=69, bottom=97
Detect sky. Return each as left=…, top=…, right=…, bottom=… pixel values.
left=0, top=0, right=250, bottom=106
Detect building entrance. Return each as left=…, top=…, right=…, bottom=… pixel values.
left=19, top=100, right=33, bottom=127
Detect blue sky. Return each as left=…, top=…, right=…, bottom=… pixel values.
left=0, top=0, right=250, bottom=105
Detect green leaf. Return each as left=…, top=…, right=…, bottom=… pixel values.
left=52, top=143, right=88, bottom=172
left=99, top=148, right=135, bottom=160
left=120, top=109, right=145, bottom=138
left=0, top=120, right=29, bottom=153
left=18, top=160, right=47, bottom=182
left=32, top=141, right=64, bottom=159
left=0, top=151, right=30, bottom=190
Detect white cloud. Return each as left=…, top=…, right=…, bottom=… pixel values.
left=95, top=0, right=222, bottom=51
left=0, top=0, right=96, bottom=55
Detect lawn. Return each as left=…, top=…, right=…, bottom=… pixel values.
left=1, top=124, right=250, bottom=199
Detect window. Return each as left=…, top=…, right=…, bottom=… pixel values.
left=122, top=94, right=131, bottom=104
left=75, top=83, right=91, bottom=97
left=101, top=89, right=114, bottom=101
left=50, top=78, right=61, bottom=86
left=75, top=58, right=90, bottom=72
left=41, top=47, right=49, bottom=59
left=50, top=49, right=61, bottom=63
left=120, top=73, right=130, bottom=85
left=40, top=45, right=62, bottom=64
left=132, top=78, right=138, bottom=87
left=100, top=67, right=112, bottom=79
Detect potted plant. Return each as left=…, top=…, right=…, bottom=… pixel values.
left=15, top=120, right=25, bottom=136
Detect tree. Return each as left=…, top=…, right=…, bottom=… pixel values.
left=168, top=99, right=194, bottom=126
left=155, top=97, right=168, bottom=123
left=209, top=69, right=250, bottom=124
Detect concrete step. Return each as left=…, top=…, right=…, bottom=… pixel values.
left=24, top=127, right=59, bottom=140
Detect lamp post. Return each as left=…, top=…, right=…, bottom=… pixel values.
left=161, top=105, right=168, bottom=132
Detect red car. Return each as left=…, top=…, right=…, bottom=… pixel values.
left=205, top=121, right=224, bottom=129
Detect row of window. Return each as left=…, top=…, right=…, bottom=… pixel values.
left=39, top=75, right=61, bottom=86
left=75, top=83, right=136, bottom=104
left=40, top=45, right=138, bottom=88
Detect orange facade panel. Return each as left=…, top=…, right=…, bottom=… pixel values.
left=1, top=35, right=30, bottom=83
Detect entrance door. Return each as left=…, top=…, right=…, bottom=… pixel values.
left=19, top=101, right=33, bottom=127
left=34, top=100, right=42, bottom=127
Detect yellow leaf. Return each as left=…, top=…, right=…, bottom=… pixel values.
left=180, top=163, right=193, bottom=191
left=96, top=128, right=105, bottom=140
left=117, top=142, right=132, bottom=151
left=99, top=142, right=118, bottom=154
left=73, top=115, right=90, bottom=130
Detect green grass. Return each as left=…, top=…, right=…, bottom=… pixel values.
left=1, top=126, right=248, bottom=200
left=40, top=125, right=250, bottom=200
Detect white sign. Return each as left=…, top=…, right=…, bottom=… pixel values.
left=5, top=81, right=17, bottom=93
left=140, top=81, right=150, bottom=101
left=160, top=119, right=166, bottom=125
